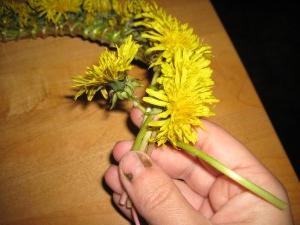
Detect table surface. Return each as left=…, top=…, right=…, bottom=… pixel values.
left=0, top=0, right=299, bottom=224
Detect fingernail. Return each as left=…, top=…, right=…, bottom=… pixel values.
left=126, top=199, right=133, bottom=208
left=119, top=152, right=152, bottom=182
left=119, top=192, right=128, bottom=206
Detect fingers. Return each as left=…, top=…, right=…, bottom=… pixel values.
left=207, top=175, right=243, bottom=211
left=131, top=107, right=267, bottom=172
left=105, top=164, right=209, bottom=217
left=195, top=120, right=269, bottom=172
left=118, top=151, right=211, bottom=225
left=112, top=193, right=132, bottom=219
left=107, top=108, right=289, bottom=225
left=129, top=108, right=279, bottom=197
left=112, top=140, right=133, bottom=162
left=104, top=165, right=123, bottom=194
left=113, top=140, right=216, bottom=197
left=173, top=180, right=206, bottom=214
left=106, top=167, right=210, bottom=221
left=130, top=107, right=144, bottom=127
left=152, top=146, right=216, bottom=196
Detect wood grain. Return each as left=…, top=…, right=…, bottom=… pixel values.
left=0, top=0, right=299, bottom=224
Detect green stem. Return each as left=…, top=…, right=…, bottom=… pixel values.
left=132, top=114, right=153, bottom=151
left=139, top=129, right=153, bottom=152
left=132, top=99, right=146, bottom=114
left=176, top=141, right=288, bottom=210
left=2, top=17, right=120, bottom=44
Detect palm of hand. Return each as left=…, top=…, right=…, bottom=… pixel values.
left=169, top=163, right=268, bottom=224
left=144, top=144, right=278, bottom=225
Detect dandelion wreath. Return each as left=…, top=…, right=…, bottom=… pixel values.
left=0, top=0, right=286, bottom=215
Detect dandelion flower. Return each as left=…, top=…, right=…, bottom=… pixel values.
left=114, top=0, right=151, bottom=24
left=134, top=5, right=207, bottom=65
left=73, top=36, right=140, bottom=101
left=29, top=0, right=82, bottom=24
left=143, top=49, right=218, bottom=146
left=83, top=0, right=118, bottom=23
left=83, top=0, right=112, bottom=14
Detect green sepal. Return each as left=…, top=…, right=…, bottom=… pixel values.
left=106, top=76, right=142, bottom=108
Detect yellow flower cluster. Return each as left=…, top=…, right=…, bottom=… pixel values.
left=134, top=2, right=211, bottom=66
left=116, top=0, right=150, bottom=23
left=83, top=0, right=111, bottom=14
left=26, top=0, right=122, bottom=24
left=72, top=36, right=140, bottom=101
left=28, top=0, right=82, bottom=24
left=10, top=0, right=217, bottom=147
left=144, top=49, right=218, bottom=146
left=133, top=2, right=218, bottom=146
left=82, top=0, right=122, bottom=23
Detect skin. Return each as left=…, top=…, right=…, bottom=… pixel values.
left=104, top=108, right=294, bottom=225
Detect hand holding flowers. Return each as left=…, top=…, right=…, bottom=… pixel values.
left=105, top=108, right=293, bottom=225
left=0, top=1, right=289, bottom=223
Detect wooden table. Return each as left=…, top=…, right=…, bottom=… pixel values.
left=0, top=0, right=299, bottom=224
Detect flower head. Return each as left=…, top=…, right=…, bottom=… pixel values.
left=73, top=36, right=140, bottom=105
left=143, top=49, right=218, bottom=146
left=83, top=0, right=112, bottom=14
left=29, top=0, right=82, bottom=24
left=115, top=0, right=150, bottom=22
left=134, top=4, right=210, bottom=65
left=83, top=0, right=116, bottom=23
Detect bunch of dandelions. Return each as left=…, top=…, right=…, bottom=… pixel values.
left=72, top=39, right=218, bottom=150
left=72, top=1, right=287, bottom=211
left=1, top=0, right=286, bottom=213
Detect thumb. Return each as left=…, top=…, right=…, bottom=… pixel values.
left=118, top=151, right=210, bottom=225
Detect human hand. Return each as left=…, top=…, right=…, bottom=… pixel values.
left=104, top=108, right=293, bottom=225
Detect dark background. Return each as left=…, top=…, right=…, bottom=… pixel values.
left=210, top=1, right=299, bottom=178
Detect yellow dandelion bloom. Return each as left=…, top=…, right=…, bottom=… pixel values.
left=83, top=0, right=119, bottom=23
left=73, top=36, right=140, bottom=100
left=134, top=4, right=206, bottom=65
left=83, top=0, right=112, bottom=14
left=114, top=0, right=152, bottom=23
left=29, top=0, right=82, bottom=24
left=143, top=49, right=218, bottom=146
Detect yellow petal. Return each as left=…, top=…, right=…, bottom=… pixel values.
left=101, top=88, right=108, bottom=99
left=157, top=110, right=171, bottom=119
left=143, top=97, right=167, bottom=107
left=146, top=88, right=168, bottom=101
left=149, top=120, right=166, bottom=127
